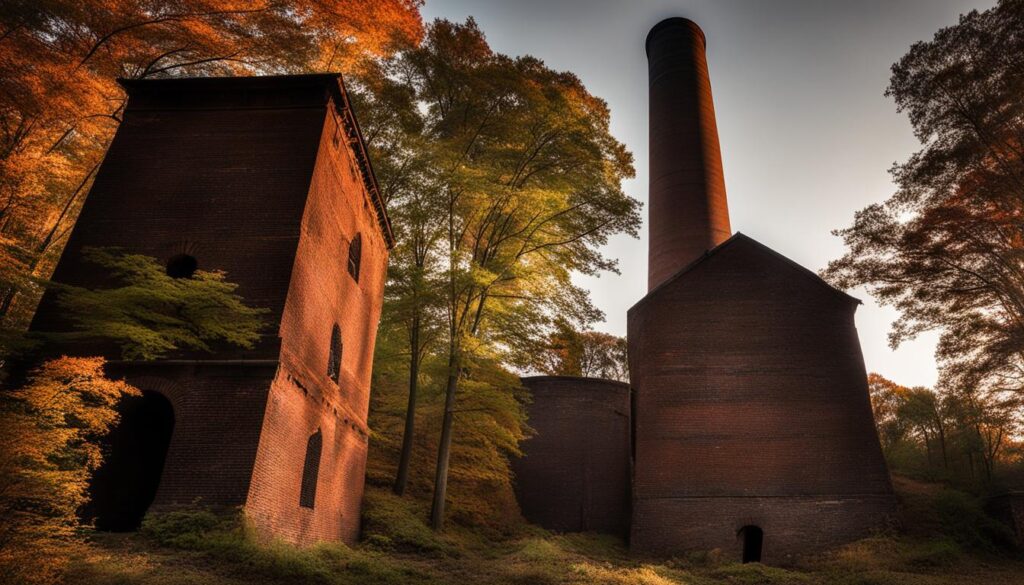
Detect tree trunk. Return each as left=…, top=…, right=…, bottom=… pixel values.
left=0, top=160, right=99, bottom=321
left=393, top=312, right=421, bottom=496
left=936, top=419, right=949, bottom=470
left=429, top=352, right=459, bottom=530
left=922, top=428, right=933, bottom=467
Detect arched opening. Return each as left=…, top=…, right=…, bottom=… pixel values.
left=83, top=391, right=175, bottom=531
left=299, top=430, right=323, bottom=509
left=327, top=324, right=342, bottom=383
left=166, top=254, right=197, bottom=279
left=347, top=233, right=361, bottom=282
left=739, top=525, right=764, bottom=563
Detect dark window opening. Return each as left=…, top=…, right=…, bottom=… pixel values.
left=739, top=525, right=763, bottom=563
left=299, top=430, right=322, bottom=509
left=347, top=233, right=362, bottom=282
left=82, top=391, right=175, bottom=531
left=166, top=254, right=198, bottom=279
left=328, top=324, right=342, bottom=383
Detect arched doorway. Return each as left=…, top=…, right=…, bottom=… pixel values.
left=739, top=525, right=764, bottom=563
left=83, top=391, right=175, bottom=531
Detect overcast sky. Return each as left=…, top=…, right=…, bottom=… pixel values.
left=420, top=0, right=998, bottom=388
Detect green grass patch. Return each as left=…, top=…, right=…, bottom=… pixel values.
left=360, top=488, right=458, bottom=557
left=134, top=506, right=438, bottom=585
left=64, top=478, right=1024, bottom=585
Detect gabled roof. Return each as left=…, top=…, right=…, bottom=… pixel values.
left=630, top=232, right=860, bottom=313
left=118, top=74, right=394, bottom=248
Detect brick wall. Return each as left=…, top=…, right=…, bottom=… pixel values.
left=628, top=234, right=895, bottom=559
left=631, top=496, right=895, bottom=562
left=244, top=96, right=388, bottom=545
left=512, top=376, right=631, bottom=537
left=104, top=363, right=277, bottom=509
left=30, top=79, right=327, bottom=358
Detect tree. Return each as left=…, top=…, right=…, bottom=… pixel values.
left=867, top=372, right=1024, bottom=487
left=868, top=373, right=913, bottom=455
left=0, top=358, right=137, bottom=584
left=534, top=319, right=628, bottom=382
left=361, top=19, right=640, bottom=528
left=39, top=247, right=268, bottom=360
left=351, top=59, right=447, bottom=497
left=823, top=0, right=1024, bottom=399
left=423, top=21, right=639, bottom=530
left=0, top=0, right=424, bottom=327
left=0, top=249, right=268, bottom=583
left=899, top=387, right=950, bottom=470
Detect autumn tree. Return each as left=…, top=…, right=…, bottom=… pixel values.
left=361, top=19, right=639, bottom=529
left=868, top=373, right=1021, bottom=486
left=823, top=0, right=1024, bottom=399
left=0, top=358, right=137, bottom=585
left=0, top=0, right=424, bottom=327
left=350, top=59, right=448, bottom=496
left=534, top=319, right=628, bottom=382
left=0, top=249, right=267, bottom=583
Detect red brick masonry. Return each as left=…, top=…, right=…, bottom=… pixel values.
left=512, top=376, right=632, bottom=537
left=30, top=74, right=390, bottom=545
left=628, top=234, right=895, bottom=562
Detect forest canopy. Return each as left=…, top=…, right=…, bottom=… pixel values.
left=826, top=0, right=1024, bottom=490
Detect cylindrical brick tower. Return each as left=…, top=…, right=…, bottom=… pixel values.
left=646, top=17, right=731, bottom=290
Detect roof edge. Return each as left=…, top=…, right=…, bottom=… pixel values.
left=521, top=375, right=630, bottom=389
left=629, top=232, right=861, bottom=314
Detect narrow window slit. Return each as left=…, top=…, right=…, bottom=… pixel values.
left=299, top=430, right=322, bottom=509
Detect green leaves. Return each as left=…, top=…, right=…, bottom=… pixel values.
left=42, top=247, right=268, bottom=360
left=360, top=18, right=639, bottom=528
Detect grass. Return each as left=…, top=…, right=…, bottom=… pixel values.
left=62, top=478, right=1024, bottom=585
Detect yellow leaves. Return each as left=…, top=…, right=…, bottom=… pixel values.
left=0, top=357, right=139, bottom=584
left=15, top=356, right=139, bottom=435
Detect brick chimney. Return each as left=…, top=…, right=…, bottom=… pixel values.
left=646, top=17, right=731, bottom=290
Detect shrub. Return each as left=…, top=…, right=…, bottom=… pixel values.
left=360, top=487, right=455, bottom=556
left=0, top=357, right=138, bottom=585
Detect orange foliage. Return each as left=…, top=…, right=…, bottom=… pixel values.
left=0, top=357, right=138, bottom=584
left=0, top=0, right=424, bottom=325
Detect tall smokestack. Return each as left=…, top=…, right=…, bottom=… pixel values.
left=646, top=17, right=731, bottom=290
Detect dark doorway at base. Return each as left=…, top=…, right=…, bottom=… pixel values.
left=82, top=391, right=175, bottom=531
left=740, top=525, right=764, bottom=563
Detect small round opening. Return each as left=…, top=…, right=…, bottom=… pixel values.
left=166, top=254, right=198, bottom=279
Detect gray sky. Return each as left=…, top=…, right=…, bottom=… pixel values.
left=421, top=0, right=998, bottom=388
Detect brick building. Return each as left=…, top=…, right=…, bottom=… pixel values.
left=627, top=233, right=895, bottom=562
left=29, top=74, right=390, bottom=545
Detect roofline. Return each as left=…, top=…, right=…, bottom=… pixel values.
left=118, top=73, right=343, bottom=91
left=987, top=491, right=1024, bottom=498
left=117, top=74, right=394, bottom=248
left=521, top=375, right=630, bottom=389
left=629, top=232, right=861, bottom=314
